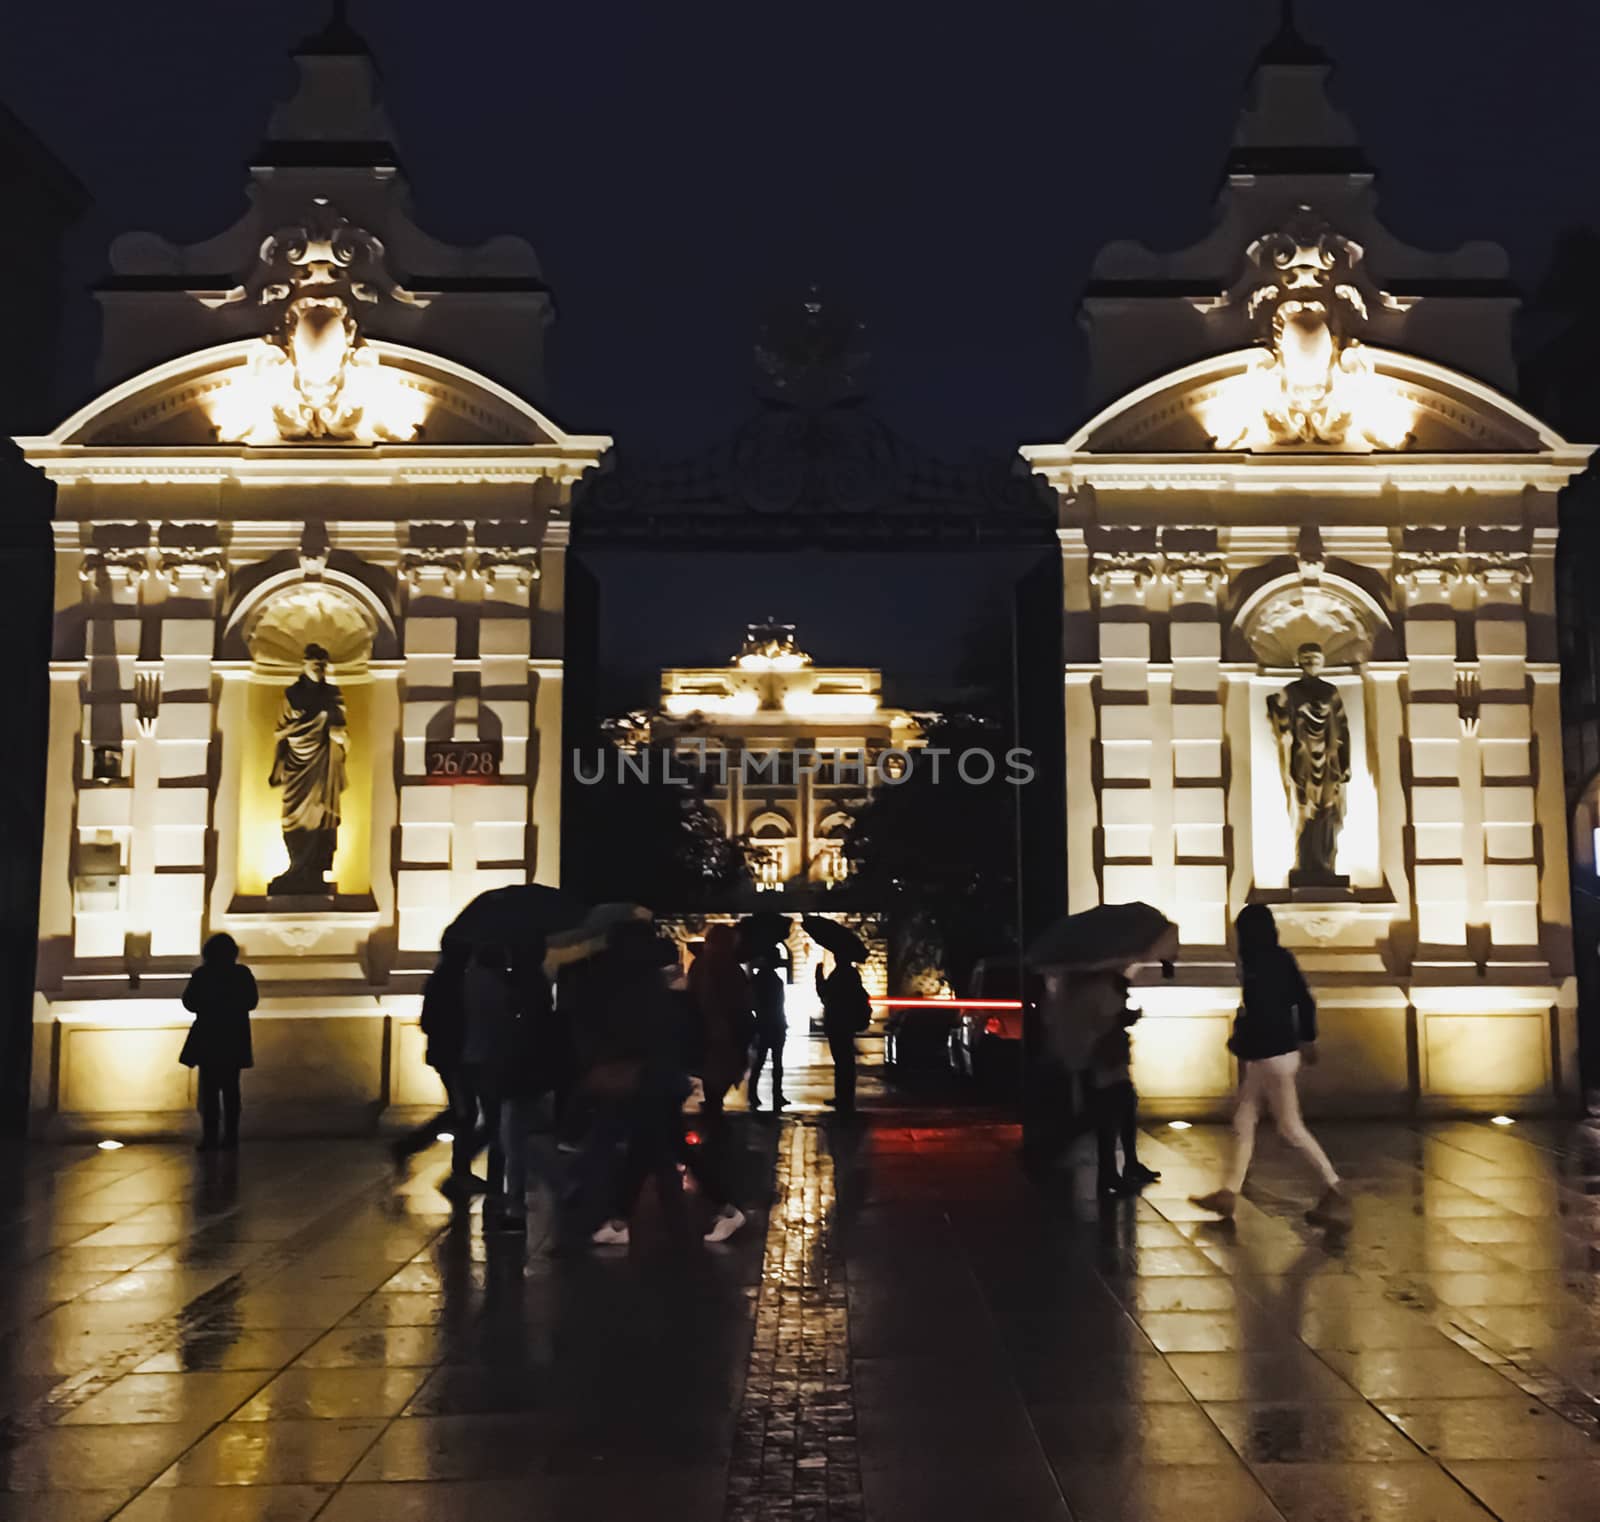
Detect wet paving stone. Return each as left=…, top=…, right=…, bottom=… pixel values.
left=1, top=1119, right=1599, bottom=1516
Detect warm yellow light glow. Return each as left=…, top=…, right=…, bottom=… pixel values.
left=1200, top=341, right=1418, bottom=452
left=737, top=651, right=808, bottom=672
left=209, top=344, right=428, bottom=446
left=1167, top=1120, right=1192, bottom=1131
left=97, top=1139, right=124, bottom=1151
left=1490, top=1114, right=1515, bottom=1126
left=781, top=692, right=878, bottom=717
left=236, top=676, right=372, bottom=897
left=663, top=691, right=761, bottom=717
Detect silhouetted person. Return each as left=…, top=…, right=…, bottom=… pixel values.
left=815, top=957, right=869, bottom=1115
left=179, top=933, right=257, bottom=1151
left=460, top=942, right=520, bottom=1223
left=1192, top=904, right=1347, bottom=1228
left=686, top=924, right=750, bottom=1241
left=588, top=920, right=693, bottom=1247
left=1080, top=973, right=1158, bottom=1198
left=392, top=945, right=480, bottom=1184
left=748, top=952, right=787, bottom=1110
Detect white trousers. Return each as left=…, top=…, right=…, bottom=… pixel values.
left=1224, top=1050, right=1339, bottom=1193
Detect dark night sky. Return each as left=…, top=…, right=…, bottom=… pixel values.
left=4, top=0, right=1598, bottom=454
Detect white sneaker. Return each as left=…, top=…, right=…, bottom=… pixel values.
left=590, top=1219, right=630, bottom=1246
left=703, top=1206, right=746, bottom=1243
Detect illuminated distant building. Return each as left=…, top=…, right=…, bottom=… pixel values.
left=647, top=622, right=923, bottom=892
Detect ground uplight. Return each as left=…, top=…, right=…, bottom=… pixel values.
left=96, top=1139, right=124, bottom=1151
left=435, top=1131, right=455, bottom=1144
left=1490, top=1115, right=1515, bottom=1126
left=1167, top=1121, right=1192, bottom=1131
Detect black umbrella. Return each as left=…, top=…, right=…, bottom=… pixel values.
left=802, top=915, right=868, bottom=963
left=1027, top=902, right=1178, bottom=972
left=737, top=911, right=792, bottom=960
left=442, top=883, right=588, bottom=953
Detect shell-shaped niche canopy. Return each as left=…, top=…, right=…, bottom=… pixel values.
left=1237, top=577, right=1386, bottom=669
left=244, top=581, right=377, bottom=674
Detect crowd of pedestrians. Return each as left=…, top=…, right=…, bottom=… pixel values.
left=176, top=894, right=1349, bottom=1234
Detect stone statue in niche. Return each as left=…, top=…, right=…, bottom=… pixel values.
left=1268, top=641, right=1351, bottom=887
left=267, top=644, right=348, bottom=896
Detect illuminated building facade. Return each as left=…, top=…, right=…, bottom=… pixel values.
left=647, top=622, right=923, bottom=891
left=15, top=8, right=1597, bottom=1132
left=17, top=16, right=607, bottom=1133
left=1024, top=13, right=1594, bottom=1116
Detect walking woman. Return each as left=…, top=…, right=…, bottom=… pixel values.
left=1191, top=905, right=1348, bottom=1227
left=179, top=934, right=258, bottom=1151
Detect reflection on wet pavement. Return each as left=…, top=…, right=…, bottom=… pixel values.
left=836, top=1115, right=1600, bottom=1522
left=0, top=1115, right=1595, bottom=1519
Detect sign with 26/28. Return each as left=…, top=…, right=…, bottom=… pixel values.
left=424, top=739, right=502, bottom=783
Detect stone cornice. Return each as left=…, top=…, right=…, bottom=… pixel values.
left=23, top=445, right=608, bottom=488
left=1022, top=450, right=1593, bottom=496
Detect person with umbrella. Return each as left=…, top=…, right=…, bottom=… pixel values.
left=417, top=884, right=586, bottom=1206
left=805, top=917, right=871, bottom=1116
left=1030, top=902, right=1176, bottom=1197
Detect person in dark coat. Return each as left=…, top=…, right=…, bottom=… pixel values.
left=586, top=921, right=697, bottom=1247
left=685, top=925, right=750, bottom=1242
left=1191, top=904, right=1347, bottom=1227
left=747, top=950, right=787, bottom=1111
left=815, top=956, right=870, bottom=1115
left=179, top=934, right=257, bottom=1151
left=391, top=946, right=486, bottom=1191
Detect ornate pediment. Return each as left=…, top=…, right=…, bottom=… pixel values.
left=205, top=202, right=429, bottom=445
left=1197, top=209, right=1416, bottom=451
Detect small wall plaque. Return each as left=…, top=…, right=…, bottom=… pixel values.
left=424, top=739, right=502, bottom=783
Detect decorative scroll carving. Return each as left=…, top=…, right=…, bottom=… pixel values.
left=1162, top=553, right=1229, bottom=598
left=81, top=526, right=226, bottom=592
left=1466, top=551, right=1532, bottom=598
left=1198, top=207, right=1416, bottom=452
left=400, top=525, right=540, bottom=592
left=207, top=202, right=429, bottom=446
left=1090, top=553, right=1158, bottom=596
left=1393, top=551, right=1464, bottom=599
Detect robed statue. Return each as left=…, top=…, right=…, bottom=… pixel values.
left=267, top=643, right=348, bottom=896
left=1267, top=642, right=1351, bottom=886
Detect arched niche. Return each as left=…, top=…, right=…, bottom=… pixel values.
left=230, top=578, right=381, bottom=901
left=1232, top=571, right=1393, bottom=669
left=1233, top=571, right=1389, bottom=893
left=748, top=809, right=794, bottom=841
left=223, top=564, right=397, bottom=667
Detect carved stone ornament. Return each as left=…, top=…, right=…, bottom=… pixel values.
left=1090, top=553, right=1158, bottom=597
left=1239, top=578, right=1380, bottom=669
left=736, top=620, right=812, bottom=670
left=81, top=526, right=226, bottom=593
left=1466, top=551, right=1532, bottom=599
left=1198, top=208, right=1417, bottom=452
left=400, top=525, right=540, bottom=593
left=208, top=201, right=429, bottom=446
left=1394, top=550, right=1464, bottom=599
left=244, top=582, right=377, bottom=672
left=1162, top=552, right=1229, bottom=598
